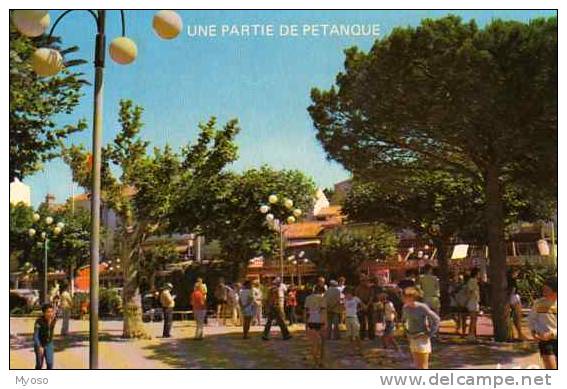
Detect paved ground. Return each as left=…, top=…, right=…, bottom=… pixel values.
left=10, top=316, right=543, bottom=369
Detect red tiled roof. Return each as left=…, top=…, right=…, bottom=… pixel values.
left=71, top=186, right=137, bottom=202
left=317, top=205, right=343, bottom=217
left=285, top=222, right=326, bottom=239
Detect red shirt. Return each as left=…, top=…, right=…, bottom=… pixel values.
left=286, top=290, right=297, bottom=307
left=191, top=290, right=206, bottom=310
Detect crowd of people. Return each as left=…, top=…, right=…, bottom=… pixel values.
left=151, top=266, right=556, bottom=369
left=29, top=266, right=557, bottom=370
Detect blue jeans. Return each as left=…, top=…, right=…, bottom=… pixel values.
left=35, top=343, right=54, bottom=369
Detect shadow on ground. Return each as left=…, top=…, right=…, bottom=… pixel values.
left=141, top=329, right=538, bottom=369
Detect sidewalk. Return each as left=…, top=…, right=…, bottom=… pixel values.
left=10, top=316, right=543, bottom=369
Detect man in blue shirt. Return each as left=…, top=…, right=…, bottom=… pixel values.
left=33, top=303, right=57, bottom=369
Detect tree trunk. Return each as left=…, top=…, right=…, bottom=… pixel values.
left=232, top=258, right=248, bottom=282
left=149, top=272, right=156, bottom=292
left=485, top=167, right=509, bottom=342
left=433, top=238, right=450, bottom=315
left=121, top=244, right=149, bottom=339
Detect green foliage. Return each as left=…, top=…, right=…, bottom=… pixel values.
left=309, top=16, right=557, bottom=198
left=10, top=202, right=92, bottom=276
left=185, top=166, right=317, bottom=269
left=9, top=203, right=35, bottom=270
left=344, top=171, right=547, bottom=244
left=139, top=242, right=180, bottom=291
left=49, top=205, right=92, bottom=274
left=99, top=287, right=123, bottom=317
left=319, top=224, right=398, bottom=280
left=513, top=263, right=557, bottom=306
left=9, top=26, right=87, bottom=181
left=309, top=15, right=556, bottom=217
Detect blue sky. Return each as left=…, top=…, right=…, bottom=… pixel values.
left=24, top=9, right=557, bottom=206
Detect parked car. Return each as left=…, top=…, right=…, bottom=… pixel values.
left=10, top=289, right=40, bottom=313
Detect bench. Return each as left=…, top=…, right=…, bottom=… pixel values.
left=172, top=310, right=192, bottom=321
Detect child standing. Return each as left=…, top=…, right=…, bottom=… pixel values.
left=402, top=287, right=440, bottom=369
left=380, top=293, right=400, bottom=351
left=33, top=303, right=57, bottom=369
left=527, top=277, right=557, bottom=369
left=343, top=286, right=363, bottom=355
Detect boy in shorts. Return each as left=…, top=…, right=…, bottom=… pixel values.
left=343, top=286, right=363, bottom=355
left=528, top=277, right=557, bottom=369
left=402, top=287, right=440, bottom=369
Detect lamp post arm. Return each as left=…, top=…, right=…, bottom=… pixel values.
left=120, top=10, right=126, bottom=36
left=48, top=10, right=99, bottom=39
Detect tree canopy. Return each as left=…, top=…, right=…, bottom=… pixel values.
left=319, top=224, right=398, bottom=282
left=10, top=26, right=87, bottom=181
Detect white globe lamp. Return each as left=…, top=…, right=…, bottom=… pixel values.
left=153, top=10, right=183, bottom=40
left=109, top=36, right=137, bottom=65
left=12, top=10, right=50, bottom=37
left=31, top=48, right=63, bottom=77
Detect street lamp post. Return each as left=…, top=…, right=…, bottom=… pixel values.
left=28, top=215, right=64, bottom=304
left=13, top=9, right=183, bottom=369
left=260, top=195, right=302, bottom=281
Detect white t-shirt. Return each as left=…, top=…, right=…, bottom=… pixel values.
left=304, top=294, right=326, bottom=323
left=344, top=296, right=362, bottom=317
left=252, top=287, right=262, bottom=304
left=466, top=278, right=480, bottom=303
left=384, top=301, right=396, bottom=322
left=239, top=289, right=252, bottom=307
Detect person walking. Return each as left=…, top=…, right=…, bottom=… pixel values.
left=464, top=268, right=481, bottom=342
left=228, top=283, right=241, bottom=326
left=33, top=303, right=57, bottom=369
left=337, top=276, right=347, bottom=327
left=379, top=293, right=400, bottom=351
left=214, top=278, right=229, bottom=326
left=285, top=284, right=298, bottom=326
left=449, top=272, right=467, bottom=336
left=324, top=280, right=342, bottom=340
left=191, top=281, right=207, bottom=340
left=528, top=277, right=557, bottom=369
left=402, top=287, right=440, bottom=369
left=160, top=283, right=175, bottom=338
left=417, top=265, right=441, bottom=313
left=355, top=274, right=376, bottom=340
left=343, top=286, right=363, bottom=356
left=304, top=285, right=327, bottom=368
left=262, top=278, right=292, bottom=341
left=252, top=279, right=263, bottom=326
left=59, top=283, right=73, bottom=336
left=239, top=280, right=255, bottom=339
left=506, top=268, right=527, bottom=341
left=196, top=277, right=209, bottom=324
